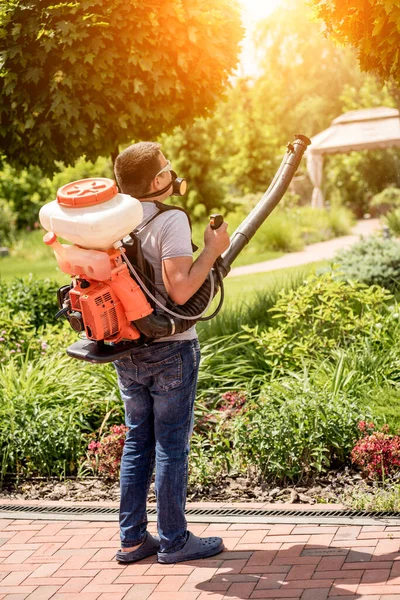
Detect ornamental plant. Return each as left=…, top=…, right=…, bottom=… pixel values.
left=231, top=375, right=368, bottom=482
left=194, top=390, right=246, bottom=434
left=0, top=276, right=63, bottom=329
left=351, top=421, right=400, bottom=480
left=219, top=390, right=246, bottom=413
left=332, top=237, right=400, bottom=291
left=87, top=424, right=128, bottom=481
left=242, top=272, right=392, bottom=374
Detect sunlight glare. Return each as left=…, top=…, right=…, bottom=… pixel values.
left=238, top=0, right=284, bottom=76
left=240, top=0, right=284, bottom=26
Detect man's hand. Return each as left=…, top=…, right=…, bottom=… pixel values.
left=203, top=222, right=230, bottom=259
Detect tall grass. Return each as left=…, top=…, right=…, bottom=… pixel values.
left=197, top=267, right=310, bottom=341
left=0, top=353, right=121, bottom=480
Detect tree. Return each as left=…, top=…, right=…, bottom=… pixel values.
left=0, top=0, right=243, bottom=174
left=217, top=79, right=279, bottom=196
left=160, top=118, right=228, bottom=219
left=160, top=78, right=280, bottom=218
left=310, top=0, right=400, bottom=84
left=253, top=0, right=361, bottom=144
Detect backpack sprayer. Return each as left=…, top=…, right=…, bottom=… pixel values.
left=39, top=135, right=310, bottom=363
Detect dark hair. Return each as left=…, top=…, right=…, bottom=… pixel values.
left=114, top=142, right=162, bottom=198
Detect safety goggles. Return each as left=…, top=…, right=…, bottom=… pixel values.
left=155, top=160, right=173, bottom=177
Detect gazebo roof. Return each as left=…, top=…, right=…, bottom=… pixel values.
left=309, top=106, right=400, bottom=155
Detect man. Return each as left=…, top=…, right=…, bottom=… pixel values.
left=113, top=141, right=230, bottom=564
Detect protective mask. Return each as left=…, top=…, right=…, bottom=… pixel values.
left=140, top=171, right=187, bottom=199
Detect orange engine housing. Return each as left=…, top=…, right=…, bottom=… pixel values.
left=69, top=251, right=153, bottom=344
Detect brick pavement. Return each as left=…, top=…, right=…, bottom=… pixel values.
left=1, top=515, right=400, bottom=599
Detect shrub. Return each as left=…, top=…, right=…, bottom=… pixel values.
left=371, top=187, right=400, bottom=216
left=231, top=374, right=371, bottom=482
left=0, top=311, right=34, bottom=362
left=49, top=156, right=113, bottom=198
left=197, top=269, right=308, bottom=342
left=0, top=276, right=61, bottom=329
left=327, top=203, right=355, bottom=237
left=351, top=421, right=400, bottom=480
left=86, top=424, right=128, bottom=481
left=0, top=157, right=113, bottom=232
left=192, top=357, right=374, bottom=486
left=332, top=236, right=400, bottom=290
left=225, top=204, right=303, bottom=253
left=383, top=208, right=400, bottom=237
left=242, top=272, right=392, bottom=373
left=294, top=205, right=352, bottom=245
left=189, top=389, right=248, bottom=486
left=0, top=163, right=53, bottom=230
left=0, top=199, right=17, bottom=246
left=324, top=149, right=400, bottom=218
left=213, top=198, right=353, bottom=255
left=0, top=353, right=122, bottom=480
left=189, top=431, right=229, bottom=486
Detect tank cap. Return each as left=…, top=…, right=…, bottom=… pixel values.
left=57, top=178, right=118, bottom=208
left=43, top=232, right=57, bottom=245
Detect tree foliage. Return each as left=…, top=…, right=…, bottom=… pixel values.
left=310, top=0, right=400, bottom=84
left=160, top=118, right=228, bottom=218
left=0, top=0, right=243, bottom=174
left=253, top=0, right=361, bottom=143
left=160, top=0, right=400, bottom=217
left=160, top=79, right=280, bottom=217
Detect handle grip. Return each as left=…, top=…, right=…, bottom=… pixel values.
left=210, top=214, right=224, bottom=230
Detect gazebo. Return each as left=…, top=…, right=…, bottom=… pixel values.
left=307, top=107, right=400, bottom=208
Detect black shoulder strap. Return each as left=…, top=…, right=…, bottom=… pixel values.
left=132, top=201, right=198, bottom=252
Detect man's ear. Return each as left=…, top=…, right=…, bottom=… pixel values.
left=153, top=176, right=164, bottom=191
left=146, top=176, right=159, bottom=193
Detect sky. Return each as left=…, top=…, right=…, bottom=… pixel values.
left=239, top=0, right=283, bottom=76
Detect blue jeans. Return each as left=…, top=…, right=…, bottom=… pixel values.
left=114, top=338, right=200, bottom=553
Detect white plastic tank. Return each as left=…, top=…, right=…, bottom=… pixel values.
left=39, top=178, right=143, bottom=250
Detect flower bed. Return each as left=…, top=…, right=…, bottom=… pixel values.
left=1, top=271, right=400, bottom=502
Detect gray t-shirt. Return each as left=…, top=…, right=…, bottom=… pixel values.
left=134, top=201, right=197, bottom=343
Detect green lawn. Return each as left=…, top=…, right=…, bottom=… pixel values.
left=0, top=230, right=282, bottom=282
left=224, top=262, right=325, bottom=299
left=0, top=257, right=69, bottom=283
left=0, top=230, right=70, bottom=285
left=0, top=230, right=309, bottom=293
left=226, top=248, right=283, bottom=267
left=1, top=253, right=324, bottom=303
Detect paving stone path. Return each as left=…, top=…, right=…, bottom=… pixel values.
left=1, top=513, right=400, bottom=599
left=228, top=219, right=382, bottom=278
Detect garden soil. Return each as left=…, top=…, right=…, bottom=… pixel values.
left=0, top=468, right=376, bottom=508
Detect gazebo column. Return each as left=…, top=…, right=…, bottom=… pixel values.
left=307, top=151, right=325, bottom=208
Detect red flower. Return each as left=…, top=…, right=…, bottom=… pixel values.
left=86, top=424, right=128, bottom=480
left=351, top=425, right=400, bottom=480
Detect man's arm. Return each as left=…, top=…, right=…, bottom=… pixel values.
left=162, top=223, right=230, bottom=305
